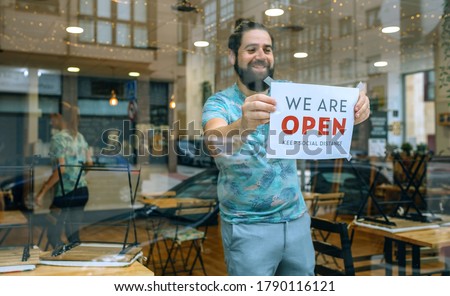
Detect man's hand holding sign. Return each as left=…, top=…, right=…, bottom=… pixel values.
left=267, top=82, right=365, bottom=160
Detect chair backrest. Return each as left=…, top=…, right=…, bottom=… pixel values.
left=174, top=199, right=218, bottom=229
left=310, top=192, right=344, bottom=220
left=310, top=217, right=355, bottom=276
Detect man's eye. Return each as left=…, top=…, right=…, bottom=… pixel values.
left=264, top=48, right=272, bottom=53
left=247, top=49, right=256, bottom=53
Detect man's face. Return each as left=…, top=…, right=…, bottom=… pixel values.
left=234, top=29, right=275, bottom=92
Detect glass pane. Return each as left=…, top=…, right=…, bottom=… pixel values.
left=97, top=0, right=111, bottom=18
left=80, top=0, right=94, bottom=15
left=133, top=26, right=148, bottom=48
left=97, top=21, right=112, bottom=44
left=117, top=1, right=131, bottom=21
left=116, top=23, right=130, bottom=47
left=134, top=0, right=147, bottom=22
left=78, top=19, right=95, bottom=43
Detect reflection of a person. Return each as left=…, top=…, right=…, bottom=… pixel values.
left=152, top=129, right=163, bottom=154
left=36, top=102, right=93, bottom=249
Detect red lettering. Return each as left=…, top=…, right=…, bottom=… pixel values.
left=282, top=115, right=299, bottom=135
left=287, top=116, right=347, bottom=136
left=333, top=118, right=346, bottom=135
left=318, top=117, right=330, bottom=135
left=302, top=116, right=315, bottom=135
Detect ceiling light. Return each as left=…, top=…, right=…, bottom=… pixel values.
left=374, top=61, right=388, bottom=67
left=194, top=41, right=209, bottom=47
left=381, top=26, right=400, bottom=33
left=128, top=72, right=140, bottom=77
left=294, top=52, right=308, bottom=58
left=109, top=90, right=119, bottom=106
left=265, top=8, right=284, bottom=17
left=66, top=26, right=84, bottom=34
left=169, top=94, right=176, bottom=109
left=67, top=67, right=80, bottom=73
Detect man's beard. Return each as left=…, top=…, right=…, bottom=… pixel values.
left=234, top=60, right=275, bottom=92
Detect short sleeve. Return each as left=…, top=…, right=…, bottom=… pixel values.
left=202, top=95, right=230, bottom=129
left=49, top=133, right=65, bottom=158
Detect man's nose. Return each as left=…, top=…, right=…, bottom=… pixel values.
left=255, top=47, right=266, bottom=58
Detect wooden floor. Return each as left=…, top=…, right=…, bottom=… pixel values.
left=2, top=213, right=447, bottom=276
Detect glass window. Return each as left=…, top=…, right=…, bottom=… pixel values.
left=116, top=23, right=130, bottom=47
left=339, top=17, right=352, bottom=37
left=97, top=21, right=112, bottom=45
left=134, top=0, right=147, bottom=22
left=80, top=0, right=94, bottom=15
left=134, top=26, right=148, bottom=48
left=97, top=0, right=111, bottom=18
left=425, top=70, right=435, bottom=101
left=219, top=0, right=234, bottom=25
left=79, top=19, right=95, bottom=43
left=117, top=1, right=131, bottom=21
left=204, top=0, right=217, bottom=42
left=366, top=7, right=381, bottom=29
left=78, top=0, right=150, bottom=48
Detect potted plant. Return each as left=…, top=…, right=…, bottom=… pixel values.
left=401, top=142, right=413, bottom=157
left=416, top=143, right=428, bottom=155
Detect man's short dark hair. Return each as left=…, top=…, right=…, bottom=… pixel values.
left=228, top=18, right=274, bottom=56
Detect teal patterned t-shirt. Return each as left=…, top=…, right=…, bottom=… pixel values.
left=49, top=129, right=89, bottom=197
left=202, top=83, right=307, bottom=224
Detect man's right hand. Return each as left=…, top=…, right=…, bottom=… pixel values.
left=240, top=94, right=277, bottom=131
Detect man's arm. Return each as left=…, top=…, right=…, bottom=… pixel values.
left=204, top=93, right=276, bottom=157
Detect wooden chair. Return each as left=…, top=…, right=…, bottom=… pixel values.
left=310, top=192, right=344, bottom=221
left=311, top=217, right=355, bottom=276
left=160, top=200, right=218, bottom=275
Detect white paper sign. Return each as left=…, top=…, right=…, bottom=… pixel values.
left=267, top=82, right=359, bottom=159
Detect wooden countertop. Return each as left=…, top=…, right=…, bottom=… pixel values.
left=2, top=261, right=154, bottom=276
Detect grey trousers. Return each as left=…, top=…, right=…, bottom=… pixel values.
left=221, top=212, right=315, bottom=276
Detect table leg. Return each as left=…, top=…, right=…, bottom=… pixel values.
left=443, top=246, right=450, bottom=276
left=384, top=238, right=393, bottom=276
left=0, top=228, right=12, bottom=245
left=397, top=241, right=407, bottom=276
left=411, top=245, right=421, bottom=276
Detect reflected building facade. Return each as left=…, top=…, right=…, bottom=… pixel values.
left=0, top=0, right=449, bottom=166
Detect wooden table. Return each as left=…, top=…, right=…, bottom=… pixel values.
left=138, top=197, right=211, bottom=209
left=0, top=211, right=27, bottom=226
left=2, top=261, right=154, bottom=276
left=0, top=211, right=28, bottom=245
left=352, top=222, right=450, bottom=275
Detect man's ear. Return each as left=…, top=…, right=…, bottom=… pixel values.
left=228, top=50, right=236, bottom=66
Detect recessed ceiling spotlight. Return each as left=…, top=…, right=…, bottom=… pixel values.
left=381, top=26, right=400, bottom=34
left=374, top=61, right=388, bottom=67
left=294, top=52, right=308, bottom=58
left=128, top=72, right=140, bottom=77
left=66, top=26, right=84, bottom=34
left=194, top=41, right=209, bottom=47
left=265, top=8, right=284, bottom=17
left=67, top=67, right=80, bottom=72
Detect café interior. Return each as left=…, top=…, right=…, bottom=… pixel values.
left=0, top=0, right=449, bottom=276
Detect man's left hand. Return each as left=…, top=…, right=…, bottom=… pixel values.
left=354, top=90, right=370, bottom=125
